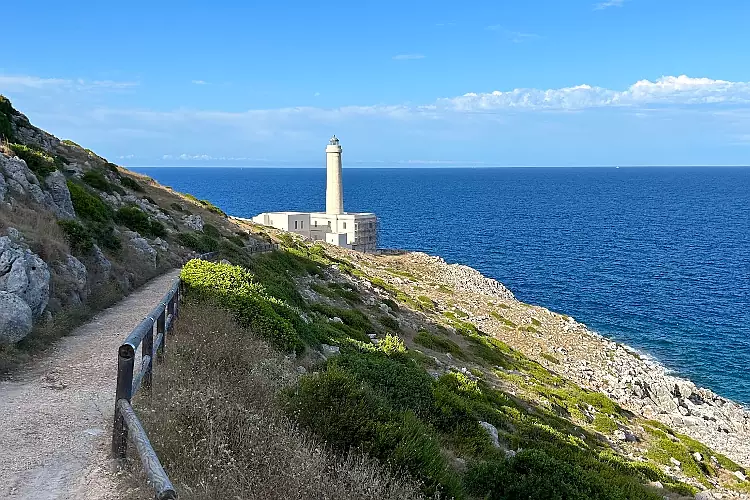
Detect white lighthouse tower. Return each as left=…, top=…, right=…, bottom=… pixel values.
left=325, top=135, right=344, bottom=215
left=250, top=135, right=378, bottom=252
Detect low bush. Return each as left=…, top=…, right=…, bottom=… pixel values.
left=176, top=232, right=219, bottom=253
left=310, top=303, right=375, bottom=335
left=0, top=95, right=14, bottom=140
left=114, top=206, right=166, bottom=238
left=57, top=220, right=94, bottom=254
left=180, top=259, right=303, bottom=352
left=202, top=223, right=221, bottom=238
left=67, top=181, right=113, bottom=223
left=120, top=176, right=143, bottom=192
left=10, top=143, right=57, bottom=178
left=82, top=170, right=115, bottom=193
left=379, top=314, right=400, bottom=330
left=414, top=330, right=465, bottom=359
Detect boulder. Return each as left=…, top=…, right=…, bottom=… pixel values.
left=54, top=255, right=88, bottom=305
left=0, top=155, right=47, bottom=205
left=182, top=214, right=204, bottom=231
left=320, top=344, right=340, bottom=359
left=479, top=421, right=500, bottom=448
left=0, top=238, right=50, bottom=319
left=87, top=245, right=111, bottom=286
left=43, top=170, right=76, bottom=219
left=125, top=232, right=157, bottom=268
left=0, top=291, right=33, bottom=343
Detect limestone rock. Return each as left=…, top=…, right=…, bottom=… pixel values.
left=182, top=214, right=204, bottom=231
left=479, top=421, right=500, bottom=448
left=0, top=291, right=33, bottom=343
left=0, top=155, right=46, bottom=204
left=0, top=237, right=50, bottom=319
left=126, top=234, right=157, bottom=269
left=55, top=255, right=88, bottom=305
left=320, top=344, right=340, bottom=359
left=43, top=170, right=76, bottom=219
left=87, top=245, right=111, bottom=286
left=0, top=172, right=6, bottom=202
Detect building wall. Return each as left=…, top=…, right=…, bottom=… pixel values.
left=253, top=211, right=377, bottom=252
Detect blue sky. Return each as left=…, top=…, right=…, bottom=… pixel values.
left=2, top=0, right=750, bottom=166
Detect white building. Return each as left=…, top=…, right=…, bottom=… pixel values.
left=251, top=136, right=378, bottom=252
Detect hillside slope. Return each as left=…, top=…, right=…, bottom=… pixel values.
left=0, top=95, right=270, bottom=372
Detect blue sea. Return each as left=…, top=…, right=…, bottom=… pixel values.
left=132, top=166, right=750, bottom=405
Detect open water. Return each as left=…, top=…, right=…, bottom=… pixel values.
left=132, top=166, right=750, bottom=404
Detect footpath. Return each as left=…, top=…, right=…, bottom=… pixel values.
left=0, top=270, right=180, bottom=500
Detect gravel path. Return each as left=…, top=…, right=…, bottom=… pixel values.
left=0, top=270, right=181, bottom=500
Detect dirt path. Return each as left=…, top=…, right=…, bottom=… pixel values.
left=0, top=270, right=181, bottom=500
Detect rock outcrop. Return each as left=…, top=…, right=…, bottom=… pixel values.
left=411, top=252, right=515, bottom=300
left=43, top=171, right=76, bottom=219
left=182, top=214, right=204, bottom=231
left=0, top=291, right=33, bottom=343
left=124, top=231, right=157, bottom=268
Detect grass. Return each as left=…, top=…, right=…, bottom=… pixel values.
left=114, top=206, right=166, bottom=239
left=9, top=143, right=57, bottom=178
left=490, top=311, right=517, bottom=328
left=131, top=300, right=425, bottom=500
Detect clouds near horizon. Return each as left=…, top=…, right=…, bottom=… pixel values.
left=3, top=73, right=750, bottom=166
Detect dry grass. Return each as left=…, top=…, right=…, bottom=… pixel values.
left=0, top=202, right=70, bottom=262
left=128, top=300, right=426, bottom=500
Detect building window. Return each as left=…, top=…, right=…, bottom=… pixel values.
left=314, top=220, right=318, bottom=227
left=294, top=220, right=298, bottom=229
left=343, top=222, right=346, bottom=230
left=327, top=221, right=331, bottom=228
left=301, top=221, right=304, bottom=229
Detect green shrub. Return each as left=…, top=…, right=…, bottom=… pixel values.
left=310, top=303, right=375, bottom=335
left=0, top=95, right=15, bottom=141
left=379, top=333, right=407, bottom=355
left=202, top=223, right=221, bottom=238
left=464, top=449, right=663, bottom=500
left=120, top=176, right=143, bottom=192
left=285, top=368, right=458, bottom=497
left=169, top=202, right=183, bottom=212
left=57, top=220, right=94, bottom=254
left=114, top=206, right=166, bottom=238
left=176, top=232, right=219, bottom=253
left=67, top=181, right=112, bottom=223
left=82, top=170, right=115, bottom=193
left=414, top=330, right=465, bottom=359
left=379, top=315, right=400, bottom=330
left=180, top=259, right=303, bottom=352
left=10, top=143, right=57, bottom=178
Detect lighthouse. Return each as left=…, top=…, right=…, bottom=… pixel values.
left=250, top=135, right=378, bottom=252
left=326, top=135, right=343, bottom=215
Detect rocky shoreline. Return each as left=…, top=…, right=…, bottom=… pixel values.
left=388, top=252, right=750, bottom=471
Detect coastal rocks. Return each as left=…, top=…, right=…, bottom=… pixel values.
left=0, top=236, right=50, bottom=319
left=0, top=291, right=33, bottom=343
left=411, top=252, right=515, bottom=300
left=182, top=214, right=204, bottom=231
left=43, top=171, right=75, bottom=219
left=0, top=171, right=6, bottom=202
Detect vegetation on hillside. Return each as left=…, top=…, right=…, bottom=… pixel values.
left=147, top=246, right=750, bottom=499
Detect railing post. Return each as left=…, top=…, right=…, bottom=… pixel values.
left=142, top=322, right=154, bottom=394
left=156, top=308, right=166, bottom=361
left=112, top=343, right=135, bottom=458
left=173, top=285, right=180, bottom=319
left=167, top=295, right=175, bottom=326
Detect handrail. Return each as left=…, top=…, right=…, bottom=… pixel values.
left=111, top=251, right=216, bottom=499
left=110, top=246, right=277, bottom=499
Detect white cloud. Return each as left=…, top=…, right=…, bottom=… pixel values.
left=314, top=92, right=321, bottom=97
left=191, top=80, right=208, bottom=85
left=392, top=54, right=425, bottom=60
left=0, top=74, right=138, bottom=92
left=439, top=75, right=750, bottom=112
left=594, top=0, right=625, bottom=10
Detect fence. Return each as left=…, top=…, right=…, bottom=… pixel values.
left=111, top=251, right=219, bottom=499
